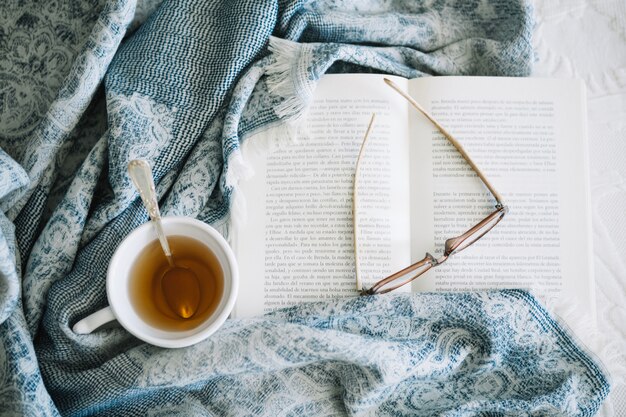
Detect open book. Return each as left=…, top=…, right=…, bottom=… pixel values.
left=233, top=74, right=594, bottom=319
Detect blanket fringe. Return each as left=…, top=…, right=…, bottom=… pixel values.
left=265, top=36, right=314, bottom=122
left=546, top=294, right=625, bottom=385
left=226, top=33, right=313, bottom=240
left=228, top=35, right=317, bottom=232
left=225, top=149, right=252, bottom=236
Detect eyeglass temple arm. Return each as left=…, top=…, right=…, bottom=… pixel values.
left=383, top=78, right=504, bottom=205
left=353, top=113, right=376, bottom=291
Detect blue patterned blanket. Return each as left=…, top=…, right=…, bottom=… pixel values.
left=0, top=0, right=610, bottom=415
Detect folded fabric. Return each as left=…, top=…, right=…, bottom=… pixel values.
left=50, top=291, right=613, bottom=416
left=0, top=0, right=609, bottom=415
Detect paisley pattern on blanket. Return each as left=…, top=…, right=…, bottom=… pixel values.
left=0, top=0, right=609, bottom=416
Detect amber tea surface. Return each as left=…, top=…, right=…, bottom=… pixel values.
left=129, top=235, right=224, bottom=331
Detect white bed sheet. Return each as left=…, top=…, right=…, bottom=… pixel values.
left=532, top=1, right=626, bottom=415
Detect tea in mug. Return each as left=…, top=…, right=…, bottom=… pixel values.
left=129, top=235, right=224, bottom=331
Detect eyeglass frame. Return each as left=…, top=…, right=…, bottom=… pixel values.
left=357, top=78, right=508, bottom=296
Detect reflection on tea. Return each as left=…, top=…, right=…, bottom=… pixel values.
left=129, top=235, right=224, bottom=331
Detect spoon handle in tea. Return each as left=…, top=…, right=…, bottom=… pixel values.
left=128, top=160, right=174, bottom=265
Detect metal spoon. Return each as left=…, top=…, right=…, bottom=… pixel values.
left=128, top=160, right=200, bottom=319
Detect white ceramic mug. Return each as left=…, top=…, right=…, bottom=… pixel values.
left=73, top=217, right=238, bottom=348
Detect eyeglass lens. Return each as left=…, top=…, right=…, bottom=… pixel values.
left=445, top=209, right=506, bottom=256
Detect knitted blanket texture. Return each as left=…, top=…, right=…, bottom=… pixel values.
left=0, top=0, right=609, bottom=416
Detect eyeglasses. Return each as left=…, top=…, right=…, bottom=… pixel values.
left=355, top=78, right=508, bottom=296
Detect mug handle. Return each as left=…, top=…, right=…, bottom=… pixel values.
left=73, top=307, right=116, bottom=334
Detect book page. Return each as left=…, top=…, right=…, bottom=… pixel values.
left=408, top=77, right=594, bottom=316
left=234, top=74, right=411, bottom=317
